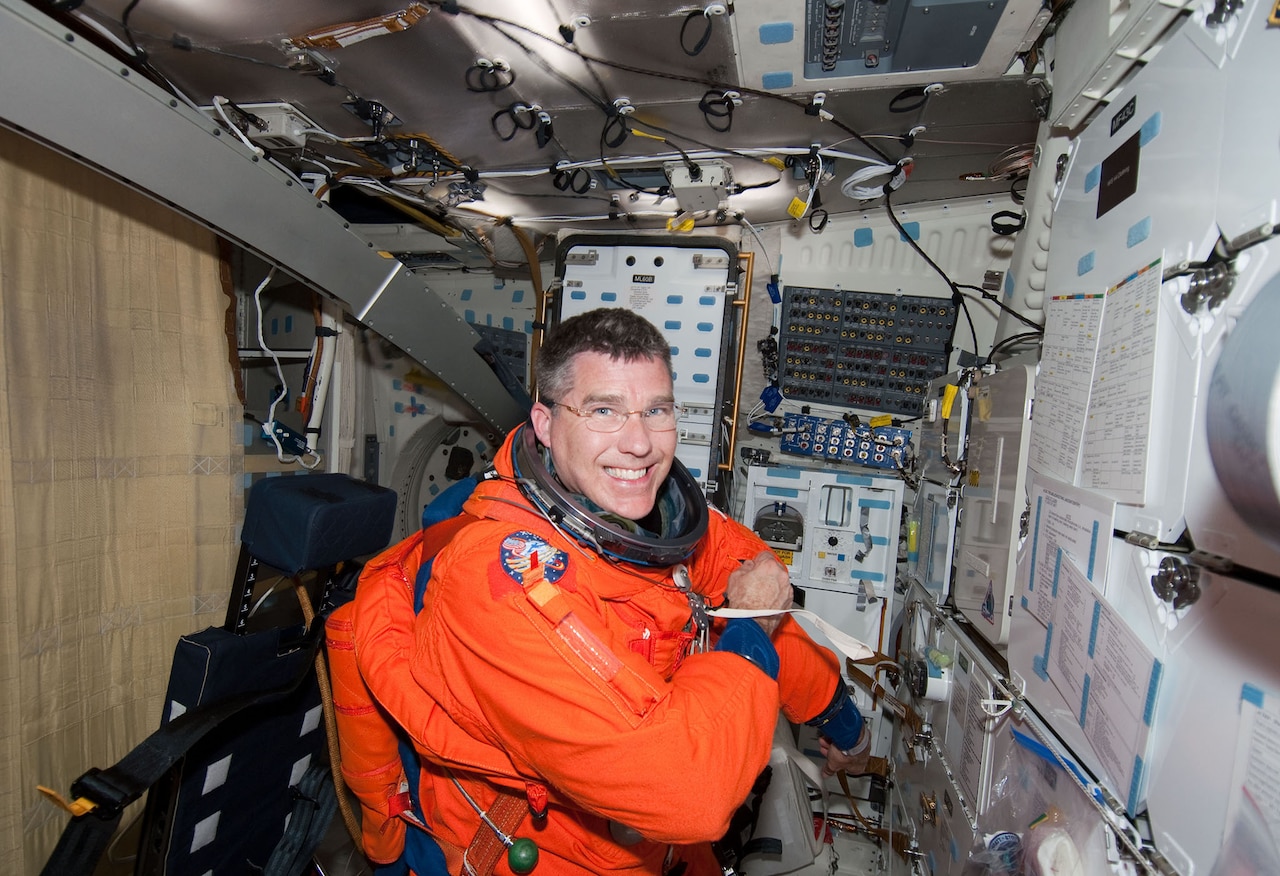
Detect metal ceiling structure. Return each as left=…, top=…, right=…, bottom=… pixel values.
left=0, top=0, right=1062, bottom=431
left=30, top=0, right=1050, bottom=256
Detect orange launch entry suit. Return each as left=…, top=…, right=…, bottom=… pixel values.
left=332, top=431, right=846, bottom=875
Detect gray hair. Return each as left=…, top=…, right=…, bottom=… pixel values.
left=536, top=308, right=672, bottom=402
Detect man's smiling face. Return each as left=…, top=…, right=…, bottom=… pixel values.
left=530, top=350, right=677, bottom=521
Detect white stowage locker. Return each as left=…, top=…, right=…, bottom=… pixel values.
left=1009, top=5, right=1280, bottom=874
left=951, top=364, right=1035, bottom=647
left=907, top=373, right=972, bottom=606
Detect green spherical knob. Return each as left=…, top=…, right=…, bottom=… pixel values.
left=508, top=837, right=539, bottom=874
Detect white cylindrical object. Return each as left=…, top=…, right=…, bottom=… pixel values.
left=1206, top=272, right=1280, bottom=549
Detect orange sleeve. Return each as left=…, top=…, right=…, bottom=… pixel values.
left=414, top=520, right=782, bottom=845
left=693, top=511, right=845, bottom=724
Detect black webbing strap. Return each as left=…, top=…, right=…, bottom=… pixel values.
left=39, top=626, right=321, bottom=876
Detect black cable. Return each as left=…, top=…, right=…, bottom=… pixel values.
left=985, top=331, right=1042, bottom=364
left=464, top=62, right=516, bottom=92
left=429, top=2, right=898, bottom=166
left=679, top=10, right=714, bottom=56
left=954, top=283, right=1044, bottom=332
left=699, top=90, right=736, bottom=133
left=882, top=188, right=979, bottom=359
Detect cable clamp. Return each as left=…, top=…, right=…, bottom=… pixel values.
left=612, top=97, right=635, bottom=116
left=705, top=3, right=728, bottom=15
left=805, top=92, right=827, bottom=116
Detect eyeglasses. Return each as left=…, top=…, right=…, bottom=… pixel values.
left=547, top=400, right=682, bottom=433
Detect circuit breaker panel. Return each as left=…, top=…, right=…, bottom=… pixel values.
left=779, top=285, right=956, bottom=416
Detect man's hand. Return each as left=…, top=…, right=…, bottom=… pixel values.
left=725, top=550, right=793, bottom=636
left=817, top=734, right=873, bottom=778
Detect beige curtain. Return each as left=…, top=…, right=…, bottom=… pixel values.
left=0, top=128, right=242, bottom=873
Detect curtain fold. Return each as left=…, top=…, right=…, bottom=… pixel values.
left=0, top=128, right=242, bottom=874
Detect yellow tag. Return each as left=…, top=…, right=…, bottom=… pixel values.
left=869, top=414, right=893, bottom=428
left=764, top=156, right=787, bottom=170
left=969, top=470, right=981, bottom=487
left=941, top=384, right=959, bottom=419
left=786, top=197, right=809, bottom=219
left=666, top=215, right=696, bottom=232
left=774, top=549, right=795, bottom=566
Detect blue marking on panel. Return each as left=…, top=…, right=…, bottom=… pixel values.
left=1139, top=112, right=1161, bottom=146
left=853, top=227, right=874, bottom=247
left=699, top=296, right=716, bottom=306
left=688, top=467, right=703, bottom=478
left=1144, top=660, right=1162, bottom=726
left=1128, top=756, right=1145, bottom=815
left=1021, top=595, right=1029, bottom=609
left=601, top=292, right=618, bottom=302
left=1078, top=251, right=1096, bottom=276
left=524, top=320, right=534, bottom=334
left=859, top=499, right=892, bottom=510
left=695, top=348, right=713, bottom=358
left=834, top=474, right=873, bottom=486
left=1051, top=548, right=1063, bottom=597
left=667, top=295, right=685, bottom=305
left=511, top=289, right=524, bottom=303
left=284, top=315, right=293, bottom=333
left=460, top=288, right=473, bottom=301
left=270, top=317, right=279, bottom=335
left=773, top=468, right=804, bottom=480
left=1088, top=600, right=1102, bottom=658
left=697, top=322, right=714, bottom=332
left=1127, top=217, right=1151, bottom=248
left=502, top=316, right=514, bottom=331
left=870, top=536, right=889, bottom=546
left=1028, top=496, right=1042, bottom=590
left=664, top=320, right=682, bottom=330
left=1033, top=625, right=1052, bottom=681
left=1243, top=683, right=1267, bottom=708
left=692, top=373, right=711, bottom=383
left=761, top=72, right=794, bottom=90
left=464, top=309, right=476, bottom=323
left=765, top=486, right=802, bottom=497
left=898, top=222, right=920, bottom=242
left=1084, top=165, right=1101, bottom=193
left=1080, top=674, right=1091, bottom=727
left=1088, top=522, right=1099, bottom=579
left=670, top=346, right=680, bottom=356
left=1005, top=271, right=1016, bottom=298
left=758, top=22, right=794, bottom=44
left=856, top=571, right=886, bottom=582
left=570, top=290, right=587, bottom=300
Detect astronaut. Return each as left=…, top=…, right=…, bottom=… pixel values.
left=346, top=308, right=871, bottom=875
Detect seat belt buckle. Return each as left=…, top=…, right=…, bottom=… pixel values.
left=68, top=767, right=135, bottom=819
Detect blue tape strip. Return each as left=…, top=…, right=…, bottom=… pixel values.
left=1088, top=600, right=1101, bottom=658
left=1088, top=521, right=1099, bottom=579
left=1128, top=756, right=1145, bottom=814
left=1080, top=674, right=1091, bottom=727
left=1243, top=683, right=1267, bottom=708
left=764, top=486, right=801, bottom=498
left=1144, top=660, right=1162, bottom=726
left=1052, top=548, right=1063, bottom=598
left=1029, top=496, right=1043, bottom=591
